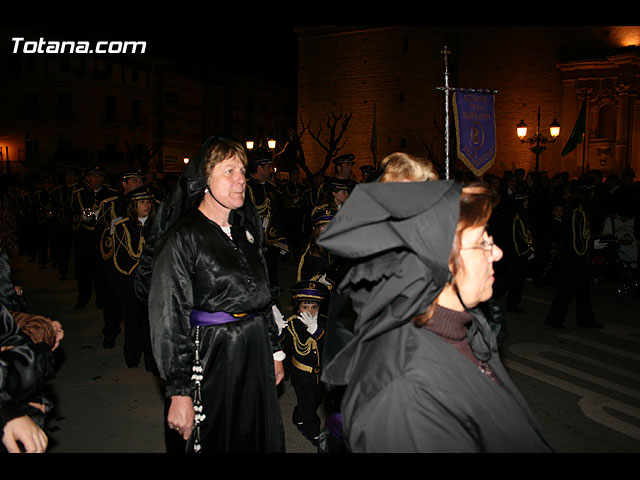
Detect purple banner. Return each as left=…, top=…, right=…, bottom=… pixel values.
left=453, top=91, right=497, bottom=175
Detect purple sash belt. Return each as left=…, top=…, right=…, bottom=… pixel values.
left=189, top=309, right=257, bottom=327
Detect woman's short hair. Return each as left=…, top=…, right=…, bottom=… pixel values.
left=414, top=182, right=497, bottom=326
left=203, top=138, right=248, bottom=180
left=379, top=152, right=438, bottom=182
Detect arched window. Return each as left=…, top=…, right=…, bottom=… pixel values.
left=596, top=104, right=616, bottom=139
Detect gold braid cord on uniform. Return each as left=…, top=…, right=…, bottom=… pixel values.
left=111, top=219, right=145, bottom=275
left=572, top=205, right=590, bottom=256
left=512, top=213, right=533, bottom=257
left=248, top=185, right=283, bottom=247
left=247, top=184, right=271, bottom=217
left=286, top=315, right=324, bottom=352
left=100, top=231, right=114, bottom=260
left=35, top=192, right=53, bottom=224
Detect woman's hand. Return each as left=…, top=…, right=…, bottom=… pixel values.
left=2, top=415, right=48, bottom=453
left=50, top=320, right=64, bottom=351
left=274, top=360, right=285, bottom=385
left=167, top=395, right=194, bottom=441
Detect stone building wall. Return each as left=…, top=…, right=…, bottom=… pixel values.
left=296, top=26, right=640, bottom=179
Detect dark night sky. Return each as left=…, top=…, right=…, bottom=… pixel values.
left=2, top=23, right=299, bottom=90
left=124, top=25, right=299, bottom=89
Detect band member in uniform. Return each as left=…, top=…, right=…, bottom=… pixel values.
left=97, top=168, right=146, bottom=348
left=108, top=186, right=158, bottom=372
left=246, top=148, right=288, bottom=288
left=493, top=191, right=535, bottom=314
left=359, top=165, right=376, bottom=183
left=96, top=168, right=146, bottom=255
left=278, top=280, right=330, bottom=446
left=315, top=154, right=358, bottom=203
left=312, top=178, right=353, bottom=218
left=277, top=167, right=306, bottom=260
left=69, top=164, right=117, bottom=309
left=300, top=172, right=326, bottom=243
left=544, top=179, right=602, bottom=329
left=52, top=168, right=80, bottom=280
left=297, top=208, right=336, bottom=283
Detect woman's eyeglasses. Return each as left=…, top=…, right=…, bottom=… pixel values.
left=461, top=236, right=496, bottom=253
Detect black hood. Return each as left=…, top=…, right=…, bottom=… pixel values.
left=317, top=180, right=462, bottom=386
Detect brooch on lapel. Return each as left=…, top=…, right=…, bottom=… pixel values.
left=245, top=230, right=254, bottom=244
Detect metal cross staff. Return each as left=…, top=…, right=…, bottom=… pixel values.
left=436, top=46, right=452, bottom=180
left=437, top=46, right=498, bottom=180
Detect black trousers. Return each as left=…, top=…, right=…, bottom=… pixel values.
left=103, top=271, right=156, bottom=371
left=54, top=224, right=73, bottom=278
left=102, top=268, right=122, bottom=340
left=74, top=230, right=105, bottom=306
left=291, top=369, right=324, bottom=438
left=36, top=220, right=55, bottom=267
left=545, top=257, right=595, bottom=327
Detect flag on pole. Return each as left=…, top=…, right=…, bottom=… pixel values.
left=561, top=99, right=586, bottom=157
left=452, top=91, right=497, bottom=176
left=370, top=104, right=378, bottom=169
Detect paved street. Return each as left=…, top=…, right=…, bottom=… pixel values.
left=9, top=253, right=317, bottom=453
left=8, top=252, right=640, bottom=453
left=499, top=280, right=640, bottom=453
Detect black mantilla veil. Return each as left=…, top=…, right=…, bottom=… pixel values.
left=316, top=180, right=463, bottom=386
left=134, top=135, right=263, bottom=304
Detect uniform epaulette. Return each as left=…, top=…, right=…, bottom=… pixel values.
left=113, top=216, right=130, bottom=228
left=99, top=195, right=119, bottom=206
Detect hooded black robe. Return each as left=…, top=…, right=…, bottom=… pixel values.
left=140, top=136, right=284, bottom=453
left=317, top=181, right=552, bottom=453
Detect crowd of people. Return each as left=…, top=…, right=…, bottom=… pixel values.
left=1, top=137, right=639, bottom=452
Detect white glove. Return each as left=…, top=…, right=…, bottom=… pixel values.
left=593, top=239, right=606, bottom=250
left=297, top=311, right=318, bottom=335
left=272, top=305, right=286, bottom=334
left=316, top=274, right=332, bottom=287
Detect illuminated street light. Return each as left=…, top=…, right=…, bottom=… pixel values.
left=517, top=106, right=560, bottom=174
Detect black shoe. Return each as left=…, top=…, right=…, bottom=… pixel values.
left=103, top=337, right=115, bottom=349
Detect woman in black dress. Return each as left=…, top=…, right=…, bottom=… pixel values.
left=318, top=181, right=552, bottom=452
left=145, top=137, right=285, bottom=453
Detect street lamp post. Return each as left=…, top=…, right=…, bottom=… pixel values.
left=517, top=106, right=560, bottom=175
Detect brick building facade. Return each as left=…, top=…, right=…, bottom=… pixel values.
left=296, top=26, right=640, bottom=179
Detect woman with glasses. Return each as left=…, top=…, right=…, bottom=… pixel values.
left=318, top=181, right=553, bottom=452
